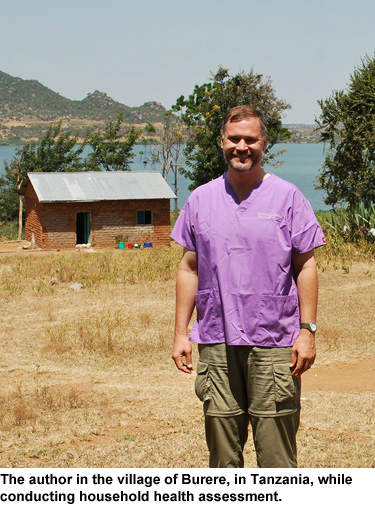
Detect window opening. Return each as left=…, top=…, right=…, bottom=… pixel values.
left=137, top=210, right=152, bottom=225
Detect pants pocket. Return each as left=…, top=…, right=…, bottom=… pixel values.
left=195, top=361, right=211, bottom=402
left=273, top=364, right=297, bottom=402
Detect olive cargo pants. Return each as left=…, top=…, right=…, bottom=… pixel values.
left=195, top=343, right=301, bottom=468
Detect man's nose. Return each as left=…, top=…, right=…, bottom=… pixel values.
left=236, top=139, right=248, bottom=151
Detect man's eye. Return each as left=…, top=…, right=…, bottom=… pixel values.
left=228, top=138, right=256, bottom=144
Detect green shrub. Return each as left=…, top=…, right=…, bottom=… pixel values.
left=316, top=205, right=375, bottom=269
left=0, top=221, right=19, bottom=241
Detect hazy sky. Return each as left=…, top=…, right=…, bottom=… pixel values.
left=1, top=0, right=374, bottom=123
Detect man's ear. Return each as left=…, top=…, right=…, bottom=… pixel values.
left=220, top=134, right=224, bottom=148
left=263, top=136, right=268, bottom=151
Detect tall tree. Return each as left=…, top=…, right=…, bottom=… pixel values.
left=0, top=121, right=85, bottom=227
left=316, top=54, right=375, bottom=207
left=17, top=120, right=85, bottom=173
left=0, top=158, right=22, bottom=224
left=85, top=112, right=142, bottom=171
left=141, top=113, right=188, bottom=217
left=0, top=115, right=143, bottom=227
left=172, top=66, right=291, bottom=189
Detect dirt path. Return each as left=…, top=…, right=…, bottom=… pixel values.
left=0, top=240, right=85, bottom=254
left=303, top=357, right=375, bottom=393
left=0, top=241, right=26, bottom=252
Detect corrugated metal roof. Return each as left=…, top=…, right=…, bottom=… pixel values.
left=25, top=171, right=176, bottom=202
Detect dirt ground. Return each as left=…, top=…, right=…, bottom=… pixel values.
left=303, top=358, right=375, bottom=392
left=1, top=239, right=373, bottom=393
left=0, top=240, right=33, bottom=252
left=0, top=240, right=96, bottom=254
left=1, top=240, right=374, bottom=468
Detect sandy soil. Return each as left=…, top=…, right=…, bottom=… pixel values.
left=0, top=240, right=29, bottom=252
left=0, top=240, right=88, bottom=254
left=1, top=240, right=374, bottom=393
left=304, top=358, right=375, bottom=392
left=1, top=239, right=374, bottom=468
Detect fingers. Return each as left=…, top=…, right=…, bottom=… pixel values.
left=184, top=350, right=193, bottom=372
left=173, top=353, right=193, bottom=374
left=290, top=332, right=316, bottom=377
left=291, top=358, right=314, bottom=377
left=172, top=336, right=193, bottom=374
left=290, top=348, right=315, bottom=376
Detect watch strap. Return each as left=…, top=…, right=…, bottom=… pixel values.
left=300, top=322, right=317, bottom=332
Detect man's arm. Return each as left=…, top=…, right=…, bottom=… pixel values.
left=172, top=248, right=198, bottom=373
left=290, top=249, right=318, bottom=377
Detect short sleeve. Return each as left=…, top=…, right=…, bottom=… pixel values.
left=170, top=197, right=196, bottom=251
left=290, top=192, right=326, bottom=253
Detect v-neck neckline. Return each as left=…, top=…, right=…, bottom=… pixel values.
left=224, top=172, right=275, bottom=217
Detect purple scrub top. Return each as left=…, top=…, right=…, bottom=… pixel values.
left=171, top=173, right=326, bottom=347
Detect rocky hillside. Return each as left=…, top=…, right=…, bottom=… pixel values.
left=0, top=71, right=166, bottom=142
left=284, top=124, right=321, bottom=143
left=0, top=71, right=321, bottom=144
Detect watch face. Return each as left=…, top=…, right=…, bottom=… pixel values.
left=310, top=322, right=317, bottom=332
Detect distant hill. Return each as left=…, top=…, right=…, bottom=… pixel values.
left=284, top=124, right=321, bottom=143
left=0, top=71, right=321, bottom=144
left=0, top=71, right=166, bottom=142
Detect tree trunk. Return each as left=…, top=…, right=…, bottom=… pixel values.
left=16, top=159, right=23, bottom=241
left=174, top=167, right=178, bottom=219
left=18, top=195, right=23, bottom=240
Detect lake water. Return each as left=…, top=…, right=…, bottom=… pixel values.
left=0, top=143, right=329, bottom=211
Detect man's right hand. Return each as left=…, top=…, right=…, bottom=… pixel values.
left=172, top=333, right=193, bottom=373
left=173, top=248, right=197, bottom=374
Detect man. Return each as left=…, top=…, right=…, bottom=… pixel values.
left=171, top=105, right=325, bottom=468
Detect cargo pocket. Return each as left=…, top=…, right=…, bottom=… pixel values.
left=273, top=364, right=296, bottom=402
left=195, top=361, right=211, bottom=402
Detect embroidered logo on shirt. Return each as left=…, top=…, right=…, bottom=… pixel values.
left=257, top=212, right=283, bottom=221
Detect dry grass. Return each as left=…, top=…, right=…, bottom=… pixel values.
left=0, top=244, right=374, bottom=468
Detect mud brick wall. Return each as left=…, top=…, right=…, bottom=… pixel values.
left=91, top=199, right=171, bottom=248
left=23, top=184, right=44, bottom=247
left=23, top=183, right=172, bottom=249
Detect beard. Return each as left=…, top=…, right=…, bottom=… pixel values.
left=225, top=149, right=263, bottom=173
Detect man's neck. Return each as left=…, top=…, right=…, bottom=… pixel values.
left=226, top=166, right=268, bottom=203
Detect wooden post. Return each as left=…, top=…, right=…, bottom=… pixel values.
left=17, top=160, right=23, bottom=241
left=18, top=195, right=23, bottom=241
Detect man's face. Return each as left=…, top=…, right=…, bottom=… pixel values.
left=221, top=117, right=268, bottom=173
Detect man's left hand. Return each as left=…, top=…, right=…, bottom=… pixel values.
left=289, top=330, right=316, bottom=377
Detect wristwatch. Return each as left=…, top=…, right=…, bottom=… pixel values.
left=300, top=322, right=317, bottom=333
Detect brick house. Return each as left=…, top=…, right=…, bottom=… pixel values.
left=18, top=171, right=176, bottom=249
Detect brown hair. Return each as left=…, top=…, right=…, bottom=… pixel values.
left=221, top=105, right=268, bottom=139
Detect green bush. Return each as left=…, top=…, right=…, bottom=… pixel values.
left=317, top=203, right=375, bottom=244
left=316, top=205, right=375, bottom=269
left=0, top=220, right=19, bottom=241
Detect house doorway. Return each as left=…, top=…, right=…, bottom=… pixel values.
left=76, top=212, right=91, bottom=244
